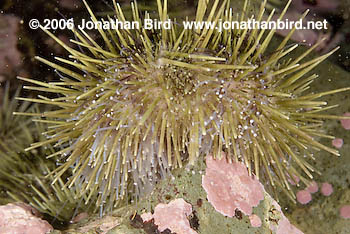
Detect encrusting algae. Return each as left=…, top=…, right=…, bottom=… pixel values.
left=13, top=0, right=350, bottom=216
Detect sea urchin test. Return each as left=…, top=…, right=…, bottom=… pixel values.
left=16, top=0, right=350, bottom=214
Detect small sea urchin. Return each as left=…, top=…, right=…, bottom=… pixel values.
left=0, top=83, right=36, bottom=151
left=0, top=85, right=94, bottom=222
left=16, top=0, right=350, bottom=213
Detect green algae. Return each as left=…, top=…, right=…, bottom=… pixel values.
left=107, top=156, right=299, bottom=234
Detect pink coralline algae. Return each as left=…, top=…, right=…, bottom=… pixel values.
left=270, top=201, right=304, bottom=234
left=340, top=205, right=350, bottom=219
left=141, top=198, right=197, bottom=234
left=249, top=214, right=262, bottom=228
left=287, top=174, right=300, bottom=186
left=332, top=138, right=343, bottom=149
left=0, top=203, right=53, bottom=234
left=340, top=113, right=350, bottom=130
left=70, top=212, right=88, bottom=224
left=296, top=190, right=312, bottom=204
left=202, top=154, right=264, bottom=216
left=275, top=217, right=304, bottom=234
left=306, top=181, right=319, bottom=194
left=140, top=212, right=153, bottom=222
left=321, top=183, right=333, bottom=196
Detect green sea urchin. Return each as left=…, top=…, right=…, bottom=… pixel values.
left=0, top=85, right=94, bottom=221
left=0, top=83, right=37, bottom=151
left=16, top=0, right=350, bottom=212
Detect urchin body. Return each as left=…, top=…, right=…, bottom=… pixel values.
left=17, top=0, right=349, bottom=213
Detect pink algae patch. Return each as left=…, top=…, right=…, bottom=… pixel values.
left=0, top=203, right=53, bottom=234
left=70, top=212, right=88, bottom=223
left=269, top=201, right=304, bottom=234
left=321, top=183, right=333, bottom=196
left=140, top=212, right=153, bottom=222
left=142, top=198, right=197, bottom=234
left=332, top=138, right=343, bottom=149
left=340, top=113, right=350, bottom=130
left=276, top=218, right=304, bottom=234
left=202, top=154, right=264, bottom=216
left=340, top=205, right=350, bottom=219
left=306, top=181, right=318, bottom=194
left=287, top=174, right=300, bottom=186
left=296, top=190, right=312, bottom=204
left=249, top=214, right=262, bottom=227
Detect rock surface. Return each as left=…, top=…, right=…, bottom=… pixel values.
left=0, top=203, right=53, bottom=234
